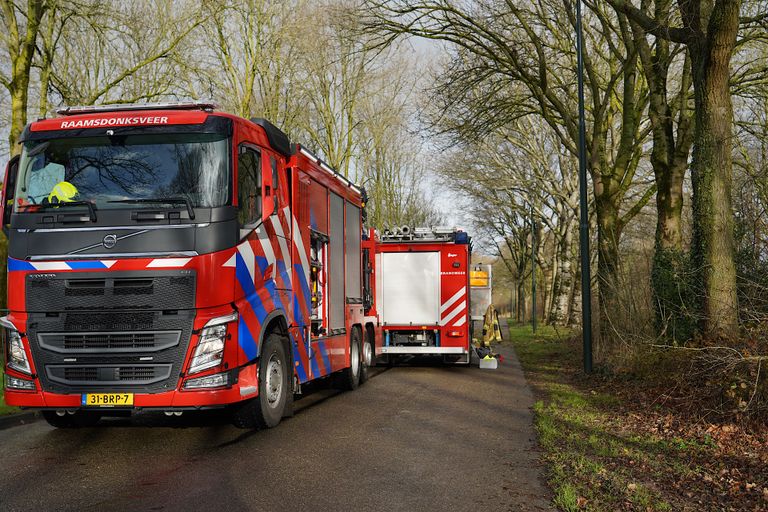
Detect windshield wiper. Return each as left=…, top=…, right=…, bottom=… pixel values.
left=108, top=197, right=195, bottom=219
left=39, top=201, right=97, bottom=222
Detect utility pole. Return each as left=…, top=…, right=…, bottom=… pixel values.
left=531, top=207, right=537, bottom=334
left=576, top=0, right=593, bottom=373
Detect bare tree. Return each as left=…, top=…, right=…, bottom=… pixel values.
left=363, top=0, right=654, bottom=334
left=0, top=0, right=48, bottom=154
left=196, top=0, right=307, bottom=132
left=46, top=1, right=203, bottom=107
left=609, top=0, right=768, bottom=338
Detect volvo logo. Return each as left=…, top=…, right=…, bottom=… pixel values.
left=103, top=234, right=118, bottom=249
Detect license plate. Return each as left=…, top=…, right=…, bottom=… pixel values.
left=81, top=393, right=134, bottom=407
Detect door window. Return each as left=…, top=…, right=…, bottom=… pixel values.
left=237, top=146, right=261, bottom=232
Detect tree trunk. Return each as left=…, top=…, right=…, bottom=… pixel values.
left=550, top=219, right=574, bottom=325
left=594, top=191, right=622, bottom=313
left=628, top=8, right=695, bottom=340
left=569, top=263, right=582, bottom=326
left=2, top=0, right=47, bottom=154
left=546, top=243, right=559, bottom=325
left=688, top=1, right=740, bottom=338
left=648, top=64, right=695, bottom=338
left=8, top=88, right=28, bottom=156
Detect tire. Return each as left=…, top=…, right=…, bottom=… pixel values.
left=231, top=333, right=290, bottom=429
left=42, top=410, right=101, bottom=428
left=359, top=328, right=373, bottom=384
left=339, top=327, right=362, bottom=390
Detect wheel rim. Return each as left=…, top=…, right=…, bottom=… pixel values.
left=351, top=339, right=360, bottom=377
left=363, top=338, right=373, bottom=368
left=265, top=354, right=283, bottom=407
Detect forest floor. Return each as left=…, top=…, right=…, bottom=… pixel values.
left=507, top=323, right=768, bottom=512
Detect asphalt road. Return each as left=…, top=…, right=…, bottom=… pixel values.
left=0, top=343, right=553, bottom=512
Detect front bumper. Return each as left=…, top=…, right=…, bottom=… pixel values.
left=4, top=383, right=251, bottom=410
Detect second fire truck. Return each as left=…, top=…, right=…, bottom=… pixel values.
left=363, top=226, right=472, bottom=364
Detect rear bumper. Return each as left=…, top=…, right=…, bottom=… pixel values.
left=379, top=346, right=467, bottom=355
left=3, top=384, right=251, bottom=410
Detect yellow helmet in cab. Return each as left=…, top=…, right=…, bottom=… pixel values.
left=49, top=181, right=78, bottom=203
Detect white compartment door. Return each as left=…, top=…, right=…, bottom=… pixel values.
left=381, top=252, right=440, bottom=325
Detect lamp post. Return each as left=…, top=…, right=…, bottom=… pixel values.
left=576, top=0, right=593, bottom=373
left=531, top=207, right=537, bottom=334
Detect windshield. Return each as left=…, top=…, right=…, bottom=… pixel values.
left=14, top=133, right=230, bottom=212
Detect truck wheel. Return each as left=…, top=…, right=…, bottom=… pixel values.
left=42, top=410, right=101, bottom=428
left=359, top=328, right=373, bottom=384
left=339, top=328, right=362, bottom=390
left=231, top=332, right=290, bottom=429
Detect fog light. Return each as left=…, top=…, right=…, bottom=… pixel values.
left=183, top=372, right=229, bottom=389
left=5, top=374, right=35, bottom=391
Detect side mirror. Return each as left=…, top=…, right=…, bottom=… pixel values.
left=1, top=155, right=20, bottom=238
left=261, top=154, right=275, bottom=222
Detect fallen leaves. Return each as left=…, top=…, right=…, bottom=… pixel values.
left=519, top=334, right=768, bottom=511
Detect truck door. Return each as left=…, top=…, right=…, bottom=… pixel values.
left=290, top=171, right=314, bottom=381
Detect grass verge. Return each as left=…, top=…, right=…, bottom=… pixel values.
left=508, top=323, right=767, bottom=511
left=0, top=372, right=20, bottom=416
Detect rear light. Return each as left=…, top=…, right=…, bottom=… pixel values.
left=447, top=330, right=462, bottom=337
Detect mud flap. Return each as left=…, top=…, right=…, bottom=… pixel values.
left=282, top=387, right=295, bottom=418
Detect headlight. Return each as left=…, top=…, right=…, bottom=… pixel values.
left=6, top=330, right=31, bottom=375
left=187, top=312, right=237, bottom=374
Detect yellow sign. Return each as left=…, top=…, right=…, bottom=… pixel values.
left=470, top=270, right=489, bottom=287
left=82, top=393, right=134, bottom=407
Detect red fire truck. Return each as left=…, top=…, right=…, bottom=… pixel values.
left=0, top=102, right=376, bottom=428
left=365, top=226, right=472, bottom=364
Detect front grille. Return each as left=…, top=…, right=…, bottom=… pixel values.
left=26, top=271, right=196, bottom=312
left=64, top=312, right=157, bottom=331
left=47, top=364, right=173, bottom=386
left=64, top=367, right=98, bottom=381
left=115, top=367, right=157, bottom=381
left=27, top=308, right=195, bottom=394
left=38, top=331, right=181, bottom=353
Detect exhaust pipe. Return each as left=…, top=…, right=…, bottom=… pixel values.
left=401, top=225, right=411, bottom=235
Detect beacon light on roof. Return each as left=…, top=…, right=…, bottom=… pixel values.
left=56, top=101, right=219, bottom=116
